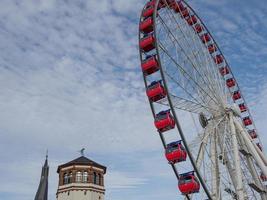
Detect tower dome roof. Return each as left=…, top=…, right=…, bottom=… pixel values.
left=57, top=156, right=106, bottom=173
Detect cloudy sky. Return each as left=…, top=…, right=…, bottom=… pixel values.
left=0, top=0, right=267, bottom=200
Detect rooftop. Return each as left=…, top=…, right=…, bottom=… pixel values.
left=57, top=156, right=106, bottom=173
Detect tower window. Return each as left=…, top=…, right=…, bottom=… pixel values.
left=94, top=172, right=100, bottom=185
left=83, top=172, right=88, bottom=183
left=63, top=173, right=68, bottom=184
left=98, top=173, right=101, bottom=185
left=93, top=172, right=97, bottom=184
left=76, top=171, right=82, bottom=182
left=68, top=172, right=72, bottom=184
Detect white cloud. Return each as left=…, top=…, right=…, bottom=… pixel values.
left=0, top=0, right=267, bottom=200
left=106, top=171, right=147, bottom=189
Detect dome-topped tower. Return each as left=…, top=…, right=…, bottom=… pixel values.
left=56, top=156, right=106, bottom=200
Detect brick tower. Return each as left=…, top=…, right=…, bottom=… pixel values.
left=56, top=156, right=106, bottom=200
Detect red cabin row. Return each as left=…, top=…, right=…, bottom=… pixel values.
left=140, top=17, right=154, bottom=34
left=194, top=24, right=203, bottom=34
left=260, top=172, right=267, bottom=182
left=201, top=33, right=211, bottom=44
left=243, top=117, right=252, bottom=126
left=239, top=103, right=247, bottom=113
left=178, top=172, right=200, bottom=195
left=248, top=130, right=257, bottom=139
left=187, top=15, right=197, bottom=26
left=154, top=110, right=175, bottom=132
left=140, top=34, right=155, bottom=52
left=165, top=140, right=187, bottom=164
left=233, top=91, right=241, bottom=101
left=226, top=78, right=236, bottom=88
left=219, top=66, right=230, bottom=76
left=146, top=81, right=166, bottom=102
left=208, top=44, right=217, bottom=54
left=141, top=55, right=159, bottom=75
left=214, top=55, right=224, bottom=64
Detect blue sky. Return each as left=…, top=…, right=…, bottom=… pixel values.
left=0, top=0, right=267, bottom=200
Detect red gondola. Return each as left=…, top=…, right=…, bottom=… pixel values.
left=239, top=103, right=247, bottom=113
left=219, top=66, right=229, bottom=76
left=260, top=172, right=267, bottom=182
left=140, top=34, right=155, bottom=52
left=141, top=55, right=159, bottom=75
left=146, top=0, right=156, bottom=8
left=181, top=8, right=190, bottom=18
left=154, top=110, right=175, bottom=132
left=142, top=0, right=166, bottom=18
left=140, top=17, right=154, bottom=34
left=165, top=140, right=187, bottom=164
left=178, top=172, right=200, bottom=195
left=171, top=1, right=185, bottom=13
left=187, top=15, right=197, bottom=26
left=214, top=55, right=224, bottom=64
left=232, top=91, right=241, bottom=101
left=142, top=5, right=154, bottom=18
left=208, top=44, right=217, bottom=54
left=201, top=33, right=211, bottom=44
left=194, top=24, right=203, bottom=34
left=226, top=78, right=236, bottom=88
left=166, top=0, right=175, bottom=5
left=243, top=117, right=252, bottom=126
left=248, top=130, right=257, bottom=139
left=146, top=0, right=162, bottom=8
left=146, top=81, right=166, bottom=102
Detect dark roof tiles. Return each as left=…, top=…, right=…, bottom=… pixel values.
left=57, top=156, right=106, bottom=173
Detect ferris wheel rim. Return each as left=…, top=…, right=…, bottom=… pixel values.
left=151, top=0, right=213, bottom=199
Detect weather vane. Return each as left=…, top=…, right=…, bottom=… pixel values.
left=79, top=148, right=85, bottom=156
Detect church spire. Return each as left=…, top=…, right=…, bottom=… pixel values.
left=34, top=152, right=49, bottom=200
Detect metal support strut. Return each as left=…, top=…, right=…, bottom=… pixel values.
left=229, top=112, right=245, bottom=200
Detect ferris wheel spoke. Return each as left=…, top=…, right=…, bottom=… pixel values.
left=157, top=6, right=226, bottom=103
left=168, top=12, right=227, bottom=103
left=157, top=93, right=216, bottom=114
left=156, top=14, right=225, bottom=104
left=163, top=67, right=216, bottom=111
left=158, top=41, right=221, bottom=109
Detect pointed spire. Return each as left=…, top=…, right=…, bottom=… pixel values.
left=34, top=152, right=49, bottom=200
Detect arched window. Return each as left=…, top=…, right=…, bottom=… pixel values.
left=93, top=172, right=97, bottom=184
left=76, top=171, right=82, bottom=182
left=68, top=172, right=73, bottom=183
left=63, top=173, right=68, bottom=184
left=98, top=173, right=101, bottom=185
left=83, top=172, right=88, bottom=183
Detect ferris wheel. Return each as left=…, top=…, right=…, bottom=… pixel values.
left=138, top=0, right=267, bottom=199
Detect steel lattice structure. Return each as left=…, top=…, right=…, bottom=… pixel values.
left=138, top=0, right=267, bottom=199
